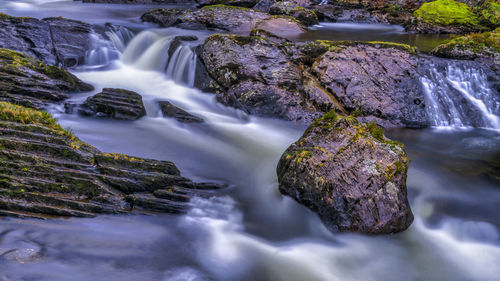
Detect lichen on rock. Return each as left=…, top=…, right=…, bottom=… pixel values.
left=277, top=111, right=414, bottom=234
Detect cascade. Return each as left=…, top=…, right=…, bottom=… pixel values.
left=420, top=63, right=500, bottom=129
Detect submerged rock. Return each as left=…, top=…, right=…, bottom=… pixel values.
left=159, top=101, right=204, bottom=123
left=0, top=48, right=93, bottom=109
left=79, top=88, right=146, bottom=120
left=0, top=102, right=220, bottom=218
left=0, top=14, right=94, bottom=67
left=277, top=112, right=414, bottom=234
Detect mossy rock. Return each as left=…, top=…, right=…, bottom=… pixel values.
left=475, top=0, right=500, bottom=28
left=0, top=48, right=93, bottom=108
left=414, top=0, right=480, bottom=26
left=411, top=0, right=488, bottom=33
left=432, top=28, right=500, bottom=59
left=277, top=111, right=413, bottom=234
left=0, top=102, right=221, bottom=218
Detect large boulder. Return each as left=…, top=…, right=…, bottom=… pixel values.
left=200, top=34, right=338, bottom=123
left=0, top=102, right=220, bottom=218
left=79, top=88, right=146, bottom=120
left=432, top=28, right=500, bottom=60
left=277, top=112, right=414, bottom=234
left=198, top=33, right=430, bottom=127
left=310, top=41, right=428, bottom=128
left=0, top=14, right=94, bottom=67
left=0, top=48, right=93, bottom=109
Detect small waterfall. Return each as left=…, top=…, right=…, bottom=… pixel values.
left=105, top=25, right=134, bottom=53
left=420, top=63, right=500, bottom=130
left=166, top=45, right=197, bottom=87
left=120, top=30, right=198, bottom=86
left=84, top=33, right=120, bottom=66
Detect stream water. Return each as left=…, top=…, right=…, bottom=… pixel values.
left=0, top=1, right=499, bottom=281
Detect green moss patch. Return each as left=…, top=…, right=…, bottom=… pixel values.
left=413, top=0, right=480, bottom=27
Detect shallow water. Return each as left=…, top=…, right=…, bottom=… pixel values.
left=298, top=23, right=454, bottom=53
left=1, top=1, right=500, bottom=281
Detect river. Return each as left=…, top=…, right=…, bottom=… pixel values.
left=0, top=1, right=499, bottom=281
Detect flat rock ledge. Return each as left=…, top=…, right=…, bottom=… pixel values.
left=0, top=48, right=93, bottom=110
left=277, top=112, right=414, bottom=234
left=0, top=102, right=221, bottom=219
left=79, top=88, right=146, bottom=120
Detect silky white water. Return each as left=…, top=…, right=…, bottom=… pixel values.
left=0, top=1, right=499, bottom=280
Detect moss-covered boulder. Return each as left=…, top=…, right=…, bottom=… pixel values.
left=0, top=48, right=93, bottom=109
left=410, top=0, right=486, bottom=33
left=0, top=102, right=220, bottom=219
left=476, top=0, right=500, bottom=28
left=269, top=1, right=319, bottom=26
left=277, top=112, right=414, bottom=234
left=432, top=28, right=500, bottom=59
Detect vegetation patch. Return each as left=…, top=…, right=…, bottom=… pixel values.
left=413, top=0, right=480, bottom=27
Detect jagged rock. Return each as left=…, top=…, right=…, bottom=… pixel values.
left=310, top=41, right=428, bottom=128
left=199, top=34, right=429, bottom=127
left=431, top=28, right=500, bottom=60
left=159, top=101, right=204, bottom=123
left=269, top=1, right=319, bottom=26
left=79, top=88, right=146, bottom=120
left=176, top=5, right=271, bottom=34
left=140, top=8, right=190, bottom=27
left=195, top=0, right=259, bottom=8
left=200, top=34, right=338, bottom=123
left=277, top=112, right=414, bottom=234
left=0, top=102, right=220, bottom=218
left=0, top=14, right=94, bottom=67
left=0, top=48, right=93, bottom=109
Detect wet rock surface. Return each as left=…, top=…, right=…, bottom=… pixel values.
left=277, top=113, right=414, bottom=234
left=310, top=42, right=429, bottom=128
left=79, top=88, right=146, bottom=120
left=195, top=0, right=259, bottom=8
left=159, top=101, right=204, bottom=123
left=199, top=34, right=429, bottom=127
left=0, top=48, right=93, bottom=110
left=0, top=14, right=94, bottom=67
left=0, top=102, right=220, bottom=219
left=200, top=34, right=339, bottom=123
left=140, top=8, right=190, bottom=27
left=176, top=5, right=271, bottom=34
